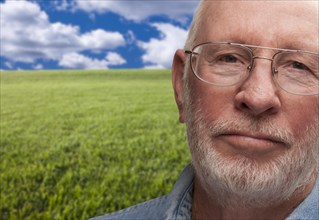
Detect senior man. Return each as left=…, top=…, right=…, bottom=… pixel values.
left=92, top=1, right=319, bottom=219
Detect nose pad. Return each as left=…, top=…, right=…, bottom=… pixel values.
left=247, top=64, right=253, bottom=72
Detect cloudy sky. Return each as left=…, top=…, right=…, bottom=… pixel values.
left=0, top=0, right=199, bottom=70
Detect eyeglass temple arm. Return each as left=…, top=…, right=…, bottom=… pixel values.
left=185, top=50, right=199, bottom=55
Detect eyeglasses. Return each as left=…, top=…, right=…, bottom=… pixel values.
left=185, top=42, right=319, bottom=96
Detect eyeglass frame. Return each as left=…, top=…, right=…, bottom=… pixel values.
left=184, top=42, right=319, bottom=96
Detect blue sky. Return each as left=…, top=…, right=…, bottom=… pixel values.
left=0, top=0, right=199, bottom=70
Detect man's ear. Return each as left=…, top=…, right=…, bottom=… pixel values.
left=172, top=49, right=187, bottom=123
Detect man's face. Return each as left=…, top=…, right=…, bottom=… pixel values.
left=173, top=1, right=319, bottom=207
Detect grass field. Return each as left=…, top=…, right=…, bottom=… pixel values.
left=0, top=69, right=191, bottom=219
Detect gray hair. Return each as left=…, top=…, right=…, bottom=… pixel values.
left=183, top=0, right=206, bottom=82
left=184, top=0, right=206, bottom=50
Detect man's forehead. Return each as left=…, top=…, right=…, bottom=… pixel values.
left=202, top=0, right=318, bottom=12
left=197, top=0, right=318, bottom=51
left=201, top=0, right=318, bottom=24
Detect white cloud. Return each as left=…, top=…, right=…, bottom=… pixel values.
left=80, top=29, right=124, bottom=50
left=4, top=61, right=13, bottom=69
left=0, top=1, right=125, bottom=65
left=126, top=30, right=136, bottom=44
left=138, top=23, right=188, bottom=69
left=58, top=52, right=126, bottom=69
left=143, top=64, right=166, bottom=69
left=105, top=52, right=126, bottom=66
left=59, top=53, right=107, bottom=69
left=74, top=0, right=198, bottom=23
left=33, top=64, right=43, bottom=70
left=54, top=0, right=74, bottom=11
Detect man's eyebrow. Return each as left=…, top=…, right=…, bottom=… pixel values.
left=275, top=37, right=319, bottom=52
left=280, top=42, right=306, bottom=50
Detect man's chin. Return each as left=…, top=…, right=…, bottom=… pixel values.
left=186, top=110, right=319, bottom=208
left=192, top=149, right=309, bottom=208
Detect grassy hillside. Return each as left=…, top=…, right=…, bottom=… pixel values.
left=0, top=69, right=190, bottom=219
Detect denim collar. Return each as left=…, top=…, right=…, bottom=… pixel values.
left=165, top=164, right=194, bottom=220
left=287, top=171, right=319, bottom=219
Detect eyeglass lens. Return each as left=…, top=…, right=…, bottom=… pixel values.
left=190, top=43, right=319, bottom=95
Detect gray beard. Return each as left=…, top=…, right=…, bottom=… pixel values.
left=186, top=107, right=319, bottom=208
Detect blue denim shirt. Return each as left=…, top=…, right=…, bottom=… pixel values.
left=91, top=164, right=319, bottom=220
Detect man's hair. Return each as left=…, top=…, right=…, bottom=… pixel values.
left=184, top=0, right=206, bottom=50
left=183, top=1, right=206, bottom=82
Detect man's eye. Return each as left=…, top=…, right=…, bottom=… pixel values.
left=292, top=61, right=308, bottom=70
left=219, top=55, right=238, bottom=63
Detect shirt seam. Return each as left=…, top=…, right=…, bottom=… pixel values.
left=174, top=179, right=194, bottom=219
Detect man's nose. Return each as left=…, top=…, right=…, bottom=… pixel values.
left=234, top=59, right=281, bottom=116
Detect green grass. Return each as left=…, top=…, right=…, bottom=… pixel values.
left=0, top=69, right=190, bottom=220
